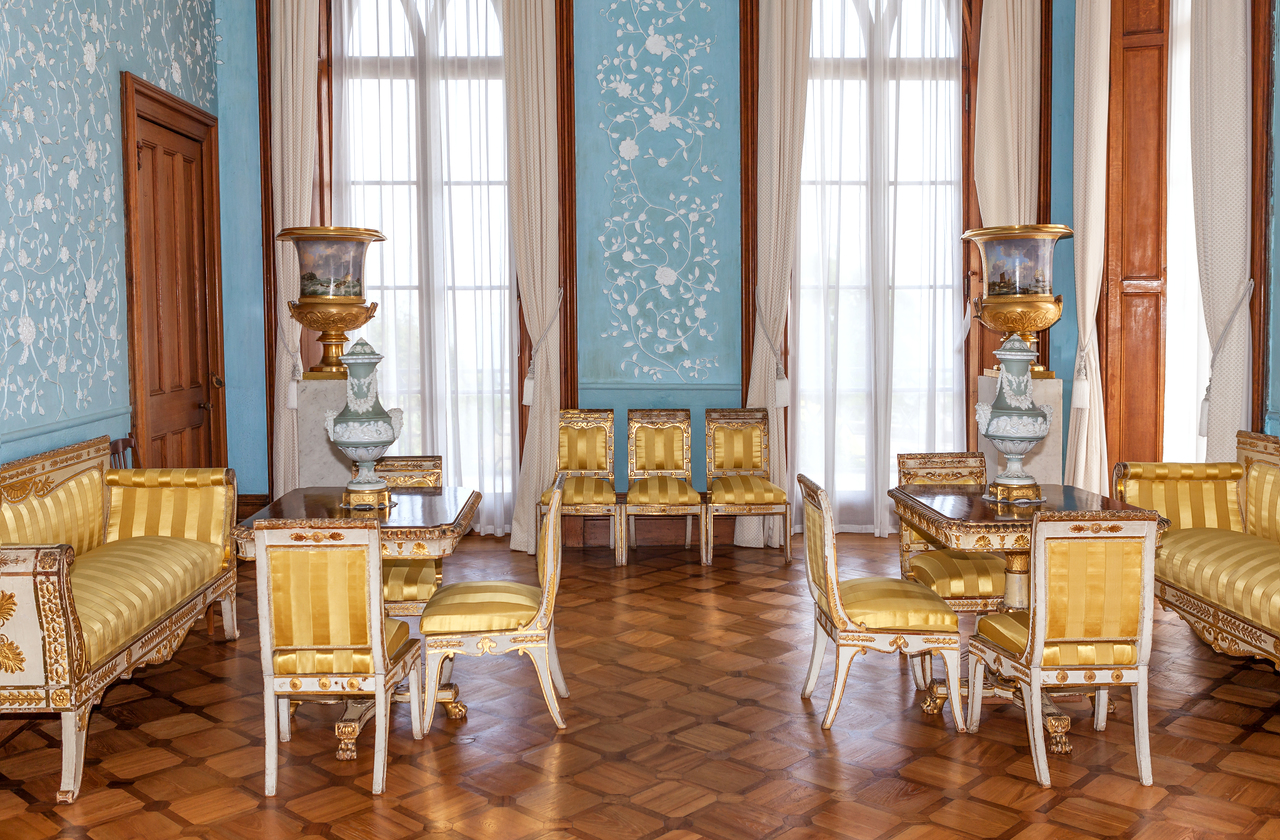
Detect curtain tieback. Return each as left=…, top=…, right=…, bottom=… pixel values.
left=1199, top=278, right=1254, bottom=437
left=522, top=287, right=564, bottom=407
left=755, top=285, right=789, bottom=408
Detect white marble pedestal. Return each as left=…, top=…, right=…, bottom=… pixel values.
left=977, top=374, right=1064, bottom=486
left=297, top=379, right=352, bottom=487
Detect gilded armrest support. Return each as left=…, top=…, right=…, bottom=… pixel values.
left=0, top=544, right=87, bottom=711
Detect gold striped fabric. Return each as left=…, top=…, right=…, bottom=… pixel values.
left=711, top=427, right=763, bottom=472
left=1158, top=527, right=1280, bottom=630
left=1044, top=538, right=1143, bottom=643
left=1247, top=462, right=1280, bottom=543
left=418, top=580, right=541, bottom=634
left=107, top=469, right=231, bottom=558
left=274, top=619, right=411, bottom=676
left=1118, top=462, right=1243, bottom=531
left=976, top=611, right=1137, bottom=666
left=837, top=577, right=959, bottom=632
left=381, top=557, right=441, bottom=604
left=540, top=476, right=615, bottom=506
left=71, top=535, right=223, bottom=665
left=709, top=476, right=787, bottom=505
left=559, top=426, right=609, bottom=473
left=626, top=477, right=700, bottom=505
left=633, top=425, right=687, bottom=472
left=910, top=549, right=1006, bottom=598
left=803, top=499, right=833, bottom=622
left=0, top=468, right=104, bottom=557
left=267, top=546, right=378, bottom=675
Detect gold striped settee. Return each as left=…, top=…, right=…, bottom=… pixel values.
left=0, top=437, right=238, bottom=803
left=1114, top=431, right=1280, bottom=666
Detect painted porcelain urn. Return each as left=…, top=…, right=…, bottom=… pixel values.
left=324, top=339, right=403, bottom=500
left=974, top=334, right=1053, bottom=503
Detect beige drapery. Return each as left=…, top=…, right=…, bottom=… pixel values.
left=269, top=0, right=319, bottom=498
left=737, top=0, right=812, bottom=549
left=505, top=0, right=561, bottom=554
left=1190, top=1, right=1252, bottom=461
left=972, top=0, right=1040, bottom=225
left=1064, top=0, right=1110, bottom=496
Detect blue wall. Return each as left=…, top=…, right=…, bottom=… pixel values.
left=1047, top=0, right=1078, bottom=458
left=574, top=1, right=743, bottom=490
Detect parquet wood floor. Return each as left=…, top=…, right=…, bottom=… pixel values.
left=4, top=534, right=1280, bottom=839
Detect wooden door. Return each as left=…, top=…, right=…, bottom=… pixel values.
left=121, top=73, right=227, bottom=468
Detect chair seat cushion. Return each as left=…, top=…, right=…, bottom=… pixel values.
left=910, top=549, right=1006, bottom=598
left=71, top=535, right=224, bottom=666
left=975, top=610, right=1137, bottom=666
left=1158, top=527, right=1280, bottom=631
left=541, top=477, right=615, bottom=506
left=273, top=619, right=412, bottom=675
left=709, top=476, right=787, bottom=505
left=626, top=477, right=700, bottom=505
left=837, top=577, right=959, bottom=632
left=383, top=557, right=441, bottom=604
left=419, top=581, right=541, bottom=635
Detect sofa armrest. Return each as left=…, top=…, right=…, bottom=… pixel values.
left=0, top=544, right=88, bottom=708
left=1112, top=461, right=1243, bottom=531
left=104, top=469, right=238, bottom=565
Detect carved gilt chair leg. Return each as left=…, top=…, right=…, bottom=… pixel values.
left=966, top=653, right=986, bottom=733
left=262, top=679, right=279, bottom=797
left=422, top=650, right=449, bottom=734
left=409, top=656, right=424, bottom=740
left=703, top=511, right=715, bottom=565
left=911, top=652, right=932, bottom=691
left=371, top=682, right=390, bottom=795
left=937, top=647, right=966, bottom=732
left=57, top=709, right=89, bottom=804
left=548, top=624, right=569, bottom=698
left=1092, top=686, right=1110, bottom=731
left=277, top=698, right=292, bottom=742
left=1133, top=670, right=1153, bottom=786
left=525, top=644, right=567, bottom=728
left=801, top=620, right=828, bottom=699
left=1023, top=679, right=1052, bottom=788
left=783, top=506, right=793, bottom=563
left=822, top=645, right=858, bottom=730
left=220, top=592, right=240, bottom=640
left=614, top=510, right=627, bottom=566
left=629, top=516, right=637, bottom=548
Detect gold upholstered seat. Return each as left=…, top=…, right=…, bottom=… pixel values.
left=539, top=409, right=624, bottom=565
left=255, top=519, right=424, bottom=796
left=797, top=474, right=964, bottom=732
left=622, top=409, right=705, bottom=565
left=703, top=408, right=791, bottom=564
left=1155, top=527, right=1280, bottom=630
left=967, top=510, right=1160, bottom=788
left=419, top=479, right=569, bottom=732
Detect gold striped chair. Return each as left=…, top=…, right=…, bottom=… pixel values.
left=703, top=408, right=791, bottom=565
left=622, top=409, right=705, bottom=566
left=254, top=519, right=424, bottom=796
left=967, top=510, right=1160, bottom=787
left=419, top=478, right=569, bottom=732
left=538, top=409, right=624, bottom=566
left=797, top=474, right=965, bottom=732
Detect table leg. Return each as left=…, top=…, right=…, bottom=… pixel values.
left=336, top=700, right=376, bottom=760
left=949, top=674, right=1075, bottom=754
left=1003, top=550, right=1030, bottom=611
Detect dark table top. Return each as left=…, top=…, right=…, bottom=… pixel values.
left=236, top=486, right=481, bottom=536
left=889, top=483, right=1140, bottom=524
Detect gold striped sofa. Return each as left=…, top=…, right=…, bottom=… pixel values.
left=1114, top=430, right=1280, bottom=667
left=0, top=438, right=237, bottom=803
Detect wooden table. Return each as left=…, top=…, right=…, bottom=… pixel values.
left=235, top=485, right=481, bottom=758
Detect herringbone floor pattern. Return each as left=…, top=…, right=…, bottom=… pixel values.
left=1, top=534, right=1279, bottom=839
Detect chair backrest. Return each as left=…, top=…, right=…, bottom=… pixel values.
left=627, top=409, right=692, bottom=482
left=353, top=456, right=443, bottom=488
left=110, top=435, right=138, bottom=469
left=254, top=519, right=392, bottom=677
left=797, top=474, right=852, bottom=630
left=524, top=477, right=564, bottom=632
left=0, top=436, right=110, bottom=557
left=1239, top=431, right=1280, bottom=542
left=705, top=408, right=770, bottom=480
left=897, top=452, right=986, bottom=486
left=1027, top=511, right=1159, bottom=670
left=556, top=409, right=613, bottom=481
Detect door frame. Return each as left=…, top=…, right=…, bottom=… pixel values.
left=120, top=71, right=228, bottom=467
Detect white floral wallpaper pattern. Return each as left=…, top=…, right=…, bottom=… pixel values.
left=0, top=0, right=218, bottom=428
left=592, top=0, right=726, bottom=382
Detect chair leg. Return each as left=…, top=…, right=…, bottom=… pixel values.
left=608, top=511, right=615, bottom=549
left=423, top=651, right=449, bottom=734
left=783, top=506, right=793, bottom=563
left=910, top=652, right=932, bottom=691
left=629, top=515, right=637, bottom=548
left=57, top=709, right=88, bottom=804
left=821, top=645, right=858, bottom=730
left=1132, top=670, right=1152, bottom=786
left=685, top=515, right=693, bottom=549
left=263, top=680, right=279, bottom=797
left=937, top=647, right=966, bottom=733
left=1093, top=687, right=1110, bottom=731
left=526, top=645, right=567, bottom=728
left=548, top=624, right=570, bottom=698
left=409, top=657, right=424, bottom=740
left=801, top=619, right=828, bottom=699
left=703, top=510, right=714, bottom=565
left=372, top=682, right=389, bottom=795
left=966, top=652, right=986, bottom=733
left=277, top=698, right=292, bottom=742
left=614, top=510, right=628, bottom=566
left=1024, top=677, right=1052, bottom=788
left=220, top=592, right=239, bottom=640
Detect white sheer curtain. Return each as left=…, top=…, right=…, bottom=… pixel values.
left=792, top=0, right=963, bottom=537
left=333, top=0, right=515, bottom=534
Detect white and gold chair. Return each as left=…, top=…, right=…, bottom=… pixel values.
left=418, top=479, right=569, bottom=732
left=622, top=408, right=704, bottom=565
left=797, top=474, right=965, bottom=732
left=966, top=510, right=1160, bottom=787
left=703, top=408, right=791, bottom=565
left=368, top=455, right=443, bottom=487
left=255, top=519, right=424, bottom=796
left=539, top=409, right=624, bottom=565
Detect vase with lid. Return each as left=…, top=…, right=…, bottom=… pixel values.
left=974, top=334, right=1053, bottom=503
left=324, top=338, right=403, bottom=507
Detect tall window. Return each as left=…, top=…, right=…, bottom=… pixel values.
left=792, top=0, right=962, bottom=536
left=334, top=0, right=513, bottom=534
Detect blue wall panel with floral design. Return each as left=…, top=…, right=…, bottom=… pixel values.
left=575, top=0, right=742, bottom=490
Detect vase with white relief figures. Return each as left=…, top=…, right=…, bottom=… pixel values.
left=324, top=338, right=403, bottom=508
left=975, top=334, right=1053, bottom=503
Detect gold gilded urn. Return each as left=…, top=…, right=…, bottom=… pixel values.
left=277, top=226, right=385, bottom=378
left=963, top=224, right=1073, bottom=375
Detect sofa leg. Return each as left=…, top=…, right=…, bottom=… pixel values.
left=220, top=592, right=239, bottom=640
left=57, top=709, right=88, bottom=804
